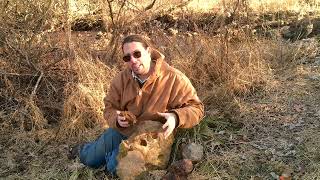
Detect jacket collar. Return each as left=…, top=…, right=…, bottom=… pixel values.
left=150, top=48, right=165, bottom=78
left=139, top=48, right=165, bottom=92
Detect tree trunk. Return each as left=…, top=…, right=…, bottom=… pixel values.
left=64, top=0, right=73, bottom=59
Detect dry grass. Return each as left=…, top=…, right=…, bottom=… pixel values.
left=60, top=56, right=118, bottom=139
left=299, top=130, right=320, bottom=179
left=168, top=34, right=274, bottom=111
left=248, top=0, right=320, bottom=13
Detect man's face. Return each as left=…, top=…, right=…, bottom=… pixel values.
left=123, top=42, right=152, bottom=76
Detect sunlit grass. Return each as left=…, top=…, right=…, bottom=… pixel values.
left=248, top=0, right=320, bottom=13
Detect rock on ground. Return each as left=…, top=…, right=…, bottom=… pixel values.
left=182, top=142, right=204, bottom=162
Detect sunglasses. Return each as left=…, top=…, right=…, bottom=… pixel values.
left=122, top=51, right=142, bottom=62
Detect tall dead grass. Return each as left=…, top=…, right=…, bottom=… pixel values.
left=169, top=34, right=274, bottom=111
left=60, top=56, right=118, bottom=138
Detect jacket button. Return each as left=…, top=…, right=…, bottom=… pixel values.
left=138, top=90, right=142, bottom=96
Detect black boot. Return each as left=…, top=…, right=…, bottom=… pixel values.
left=68, top=143, right=84, bottom=160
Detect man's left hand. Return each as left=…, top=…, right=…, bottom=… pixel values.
left=157, top=112, right=177, bottom=139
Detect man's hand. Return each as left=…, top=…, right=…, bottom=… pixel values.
left=157, top=112, right=178, bottom=139
left=116, top=111, right=129, bottom=128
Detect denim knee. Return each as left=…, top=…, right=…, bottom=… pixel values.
left=79, top=128, right=127, bottom=169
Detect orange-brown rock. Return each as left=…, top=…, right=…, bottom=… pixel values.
left=117, top=121, right=175, bottom=180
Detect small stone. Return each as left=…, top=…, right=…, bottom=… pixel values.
left=182, top=143, right=204, bottom=162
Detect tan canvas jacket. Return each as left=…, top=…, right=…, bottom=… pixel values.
left=103, top=49, right=204, bottom=136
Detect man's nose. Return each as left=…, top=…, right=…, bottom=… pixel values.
left=129, top=56, right=138, bottom=63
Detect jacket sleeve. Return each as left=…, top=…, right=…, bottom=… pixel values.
left=169, top=73, right=204, bottom=129
left=103, top=74, right=132, bottom=135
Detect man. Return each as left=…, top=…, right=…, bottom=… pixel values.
left=69, top=34, right=204, bottom=174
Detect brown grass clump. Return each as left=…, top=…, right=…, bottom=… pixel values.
left=60, top=56, right=118, bottom=138
left=170, top=34, right=273, bottom=110
left=0, top=74, right=47, bottom=131
left=17, top=99, right=47, bottom=131
left=1, top=97, right=46, bottom=132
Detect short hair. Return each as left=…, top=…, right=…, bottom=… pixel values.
left=121, top=34, right=154, bottom=50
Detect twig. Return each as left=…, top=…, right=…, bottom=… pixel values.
left=116, top=0, right=127, bottom=22
left=0, top=71, right=38, bottom=77
left=30, top=71, right=44, bottom=100
left=125, top=1, right=143, bottom=12
left=4, top=37, right=37, bottom=71
left=144, top=0, right=157, bottom=11
left=107, top=0, right=116, bottom=29
left=109, top=34, right=120, bottom=63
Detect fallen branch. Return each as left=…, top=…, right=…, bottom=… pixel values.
left=30, top=71, right=44, bottom=100
left=0, top=71, right=39, bottom=77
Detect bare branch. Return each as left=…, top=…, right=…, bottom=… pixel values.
left=0, top=71, right=39, bottom=77
left=125, top=1, right=142, bottom=12
left=30, top=71, right=44, bottom=100
left=116, top=0, right=127, bottom=22
left=107, top=0, right=116, bottom=28
left=64, top=0, right=72, bottom=55
left=144, top=0, right=157, bottom=11
left=4, top=37, right=38, bottom=71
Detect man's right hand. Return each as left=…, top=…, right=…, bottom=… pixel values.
left=116, top=111, right=130, bottom=128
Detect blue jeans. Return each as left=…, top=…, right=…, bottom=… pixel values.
left=79, top=128, right=127, bottom=173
